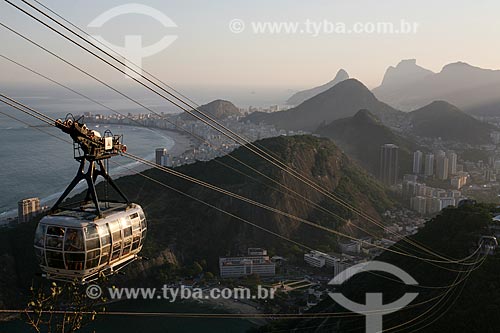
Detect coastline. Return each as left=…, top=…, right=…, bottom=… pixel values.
left=159, top=128, right=195, bottom=158
left=199, top=291, right=268, bottom=327
left=0, top=125, right=195, bottom=221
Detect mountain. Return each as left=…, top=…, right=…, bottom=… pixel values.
left=373, top=60, right=500, bottom=115
left=286, top=69, right=349, bottom=106
left=0, top=135, right=395, bottom=311
left=246, top=79, right=405, bottom=132
left=409, top=101, right=494, bottom=144
left=316, top=110, right=419, bottom=176
left=375, top=59, right=434, bottom=90
left=180, top=99, right=240, bottom=120
left=256, top=203, right=500, bottom=332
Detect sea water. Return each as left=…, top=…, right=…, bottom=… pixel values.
left=0, top=112, right=174, bottom=219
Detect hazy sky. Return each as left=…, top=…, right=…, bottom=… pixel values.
left=1, top=0, right=500, bottom=94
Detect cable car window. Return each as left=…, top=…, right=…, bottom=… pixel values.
left=123, top=226, right=132, bottom=238
left=64, top=229, right=84, bottom=251
left=35, top=248, right=46, bottom=266
left=140, top=218, right=146, bottom=230
left=132, top=235, right=140, bottom=250
left=111, top=245, right=121, bottom=261
left=46, top=235, right=64, bottom=249
left=140, top=231, right=146, bottom=247
left=129, top=212, right=139, bottom=220
left=139, top=211, right=145, bottom=221
left=46, top=226, right=65, bottom=249
left=34, top=224, right=46, bottom=247
left=123, top=238, right=132, bottom=255
left=100, top=245, right=110, bottom=265
left=46, top=250, right=65, bottom=269
left=132, top=227, right=141, bottom=239
left=109, top=221, right=121, bottom=242
left=86, top=237, right=100, bottom=250
left=98, top=225, right=111, bottom=246
left=85, top=225, right=99, bottom=239
left=131, top=219, right=141, bottom=231
left=47, top=226, right=65, bottom=236
left=86, top=249, right=100, bottom=269
left=65, top=253, right=84, bottom=270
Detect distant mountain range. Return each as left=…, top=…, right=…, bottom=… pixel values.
left=373, top=59, right=500, bottom=116
left=247, top=79, right=404, bottom=131
left=316, top=110, right=419, bottom=176
left=180, top=99, right=240, bottom=120
left=248, top=76, right=494, bottom=145
left=286, top=69, right=349, bottom=106
left=409, top=101, right=495, bottom=144
left=376, top=59, right=434, bottom=89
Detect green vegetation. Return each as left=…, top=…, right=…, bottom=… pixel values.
left=316, top=109, right=419, bottom=176
left=410, top=101, right=494, bottom=144
left=461, top=148, right=491, bottom=162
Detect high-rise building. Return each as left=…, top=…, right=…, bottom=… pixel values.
left=446, top=151, right=457, bottom=175
left=379, top=144, right=399, bottom=186
left=155, top=148, right=169, bottom=166
left=410, top=196, right=427, bottom=215
left=18, top=197, right=41, bottom=223
left=436, top=155, right=449, bottom=180
left=413, top=150, right=423, bottom=174
left=424, top=154, right=434, bottom=176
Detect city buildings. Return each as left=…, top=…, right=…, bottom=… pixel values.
left=424, top=153, right=434, bottom=176
left=379, top=144, right=399, bottom=186
left=304, top=251, right=326, bottom=268
left=413, top=150, right=423, bottom=174
left=410, top=196, right=427, bottom=215
left=450, top=172, right=469, bottom=189
left=447, top=151, right=458, bottom=175
left=303, top=251, right=348, bottom=276
left=155, top=148, right=170, bottom=167
left=18, top=197, right=41, bottom=223
left=219, top=248, right=275, bottom=278
left=435, top=151, right=449, bottom=180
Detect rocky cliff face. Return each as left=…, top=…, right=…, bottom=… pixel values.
left=118, top=135, right=394, bottom=265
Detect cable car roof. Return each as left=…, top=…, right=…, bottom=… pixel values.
left=41, top=202, right=138, bottom=226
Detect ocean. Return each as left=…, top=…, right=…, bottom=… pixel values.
left=0, top=111, right=175, bottom=220
left=0, top=84, right=290, bottom=219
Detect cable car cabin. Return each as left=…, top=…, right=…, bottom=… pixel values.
left=479, top=236, right=498, bottom=255
left=34, top=203, right=147, bottom=283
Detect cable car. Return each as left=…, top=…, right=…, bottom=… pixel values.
left=479, top=236, right=498, bottom=255
left=33, top=116, right=147, bottom=283
left=34, top=203, right=146, bottom=283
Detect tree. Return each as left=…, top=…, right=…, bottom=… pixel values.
left=25, top=280, right=106, bottom=333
